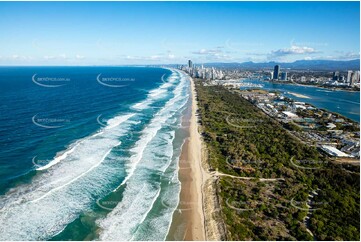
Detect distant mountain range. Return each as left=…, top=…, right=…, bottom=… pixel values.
left=201, top=59, right=360, bottom=71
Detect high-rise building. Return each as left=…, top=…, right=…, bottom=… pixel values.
left=281, top=72, right=287, bottom=81
left=273, top=65, right=280, bottom=80
left=333, top=71, right=339, bottom=81
left=347, top=70, right=353, bottom=83
left=351, top=71, right=360, bottom=86
left=188, top=60, right=193, bottom=69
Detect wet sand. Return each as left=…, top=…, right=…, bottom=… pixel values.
left=288, top=92, right=311, bottom=99
left=167, top=76, right=205, bottom=241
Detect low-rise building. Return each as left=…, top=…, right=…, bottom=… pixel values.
left=321, top=145, right=352, bottom=157
left=282, top=111, right=298, bottom=119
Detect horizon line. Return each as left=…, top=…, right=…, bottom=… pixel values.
left=0, top=58, right=359, bottom=67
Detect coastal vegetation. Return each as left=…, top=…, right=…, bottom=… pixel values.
left=195, top=80, right=360, bottom=241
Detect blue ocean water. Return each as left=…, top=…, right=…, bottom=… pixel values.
left=241, top=79, right=360, bottom=122
left=0, top=67, right=190, bottom=240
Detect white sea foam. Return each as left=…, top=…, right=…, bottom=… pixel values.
left=106, top=115, right=135, bottom=130
left=98, top=129, right=177, bottom=240
left=35, top=115, right=132, bottom=172
left=98, top=70, right=190, bottom=241
left=131, top=101, right=148, bottom=110
left=131, top=71, right=177, bottom=111
left=36, top=141, right=81, bottom=171
left=116, top=71, right=188, bottom=189
left=0, top=112, right=136, bottom=240
left=0, top=68, right=190, bottom=240
left=149, top=88, right=167, bottom=98
left=36, top=114, right=131, bottom=171
left=31, top=141, right=121, bottom=203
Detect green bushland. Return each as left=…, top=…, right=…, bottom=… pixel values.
left=195, top=80, right=359, bottom=241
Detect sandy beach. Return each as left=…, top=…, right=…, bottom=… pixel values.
left=288, top=92, right=311, bottom=99
left=167, top=75, right=206, bottom=240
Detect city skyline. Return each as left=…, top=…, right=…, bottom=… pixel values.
left=0, top=1, right=359, bottom=65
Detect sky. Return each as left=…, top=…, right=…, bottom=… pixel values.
left=0, top=1, right=359, bottom=65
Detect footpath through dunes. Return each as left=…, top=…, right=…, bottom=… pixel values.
left=194, top=80, right=360, bottom=241
left=0, top=69, right=189, bottom=240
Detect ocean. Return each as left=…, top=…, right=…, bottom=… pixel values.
left=1, top=67, right=359, bottom=240
left=0, top=67, right=190, bottom=240
left=240, top=79, right=360, bottom=122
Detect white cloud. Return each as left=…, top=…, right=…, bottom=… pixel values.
left=43, top=54, right=68, bottom=60
left=75, top=54, right=85, bottom=59
left=125, top=52, right=177, bottom=62
left=192, top=48, right=222, bottom=55
left=301, top=51, right=359, bottom=61
left=10, top=55, right=33, bottom=61
left=270, top=45, right=318, bottom=57
left=191, top=48, right=235, bottom=61
left=332, top=51, right=360, bottom=60
left=44, top=55, right=56, bottom=60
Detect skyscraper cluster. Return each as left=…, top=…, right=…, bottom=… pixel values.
left=333, top=70, right=360, bottom=86
left=180, top=60, right=224, bottom=80
left=273, top=65, right=280, bottom=79
left=188, top=60, right=193, bottom=69
left=272, top=65, right=287, bottom=81
left=346, top=70, right=360, bottom=86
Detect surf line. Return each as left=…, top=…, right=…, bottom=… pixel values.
left=30, top=141, right=121, bottom=203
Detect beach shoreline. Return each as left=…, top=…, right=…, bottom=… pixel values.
left=269, top=80, right=360, bottom=93
left=287, top=91, right=311, bottom=99
left=167, top=74, right=206, bottom=241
